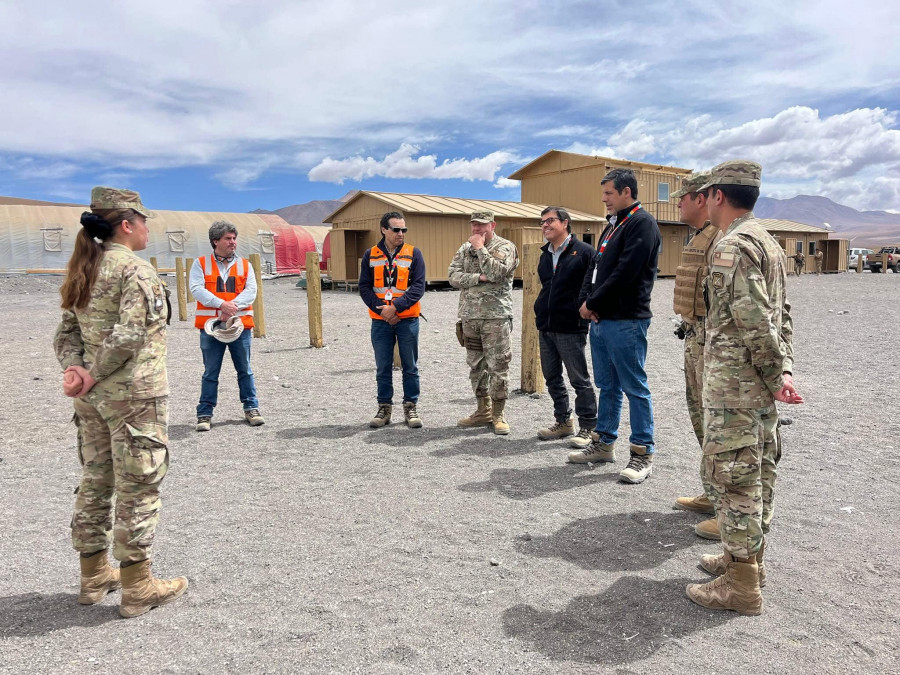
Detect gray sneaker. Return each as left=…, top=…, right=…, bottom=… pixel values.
left=568, top=428, right=595, bottom=449
left=567, top=438, right=615, bottom=464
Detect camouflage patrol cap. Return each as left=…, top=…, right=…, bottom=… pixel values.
left=470, top=210, right=495, bottom=223
left=671, top=171, right=712, bottom=199
left=698, top=160, right=762, bottom=191
left=90, top=186, right=155, bottom=218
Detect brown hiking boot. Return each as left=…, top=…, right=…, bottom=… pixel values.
left=403, top=401, right=423, bottom=428
left=686, top=554, right=763, bottom=616
left=244, top=408, right=265, bottom=426
left=568, top=428, right=595, bottom=449
left=78, top=551, right=121, bottom=605
left=195, top=416, right=211, bottom=432
left=492, top=399, right=510, bottom=435
left=119, top=559, right=188, bottom=619
left=369, top=403, right=392, bottom=428
left=458, top=396, right=493, bottom=427
left=537, top=418, right=574, bottom=440
left=701, top=540, right=767, bottom=587
left=567, top=437, right=614, bottom=464
left=694, top=517, right=721, bottom=540
left=618, top=444, right=653, bottom=484
left=674, top=494, right=715, bottom=514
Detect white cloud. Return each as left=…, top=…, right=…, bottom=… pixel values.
left=494, top=177, right=520, bottom=189
left=308, top=144, right=524, bottom=185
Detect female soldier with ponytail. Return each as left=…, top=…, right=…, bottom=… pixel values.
left=54, top=186, right=187, bottom=618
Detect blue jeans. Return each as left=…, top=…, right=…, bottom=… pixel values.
left=197, top=329, right=259, bottom=417
left=539, top=331, right=597, bottom=429
left=589, top=319, right=655, bottom=450
left=371, top=317, right=420, bottom=404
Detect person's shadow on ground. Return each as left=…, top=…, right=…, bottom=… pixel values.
left=514, top=510, right=701, bottom=571
left=502, top=575, right=735, bottom=665
left=458, top=464, right=619, bottom=500
left=0, top=592, right=118, bottom=638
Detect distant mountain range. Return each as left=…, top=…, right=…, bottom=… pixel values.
left=251, top=190, right=357, bottom=227
left=253, top=190, right=899, bottom=246
left=755, top=195, right=900, bottom=246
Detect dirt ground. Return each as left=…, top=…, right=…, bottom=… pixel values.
left=0, top=270, right=898, bottom=674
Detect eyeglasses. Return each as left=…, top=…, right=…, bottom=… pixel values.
left=539, top=217, right=559, bottom=226
left=390, top=227, right=408, bottom=233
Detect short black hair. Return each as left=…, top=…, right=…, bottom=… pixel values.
left=601, top=168, right=638, bottom=200
left=380, top=211, right=404, bottom=230
left=541, top=206, right=571, bottom=233
left=709, top=184, right=759, bottom=211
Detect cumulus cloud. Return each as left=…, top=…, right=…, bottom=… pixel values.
left=574, top=107, right=900, bottom=210
left=308, top=144, right=524, bottom=185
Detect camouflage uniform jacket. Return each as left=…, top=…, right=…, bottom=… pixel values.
left=703, top=213, right=794, bottom=408
left=448, top=233, right=519, bottom=319
left=54, top=243, right=169, bottom=400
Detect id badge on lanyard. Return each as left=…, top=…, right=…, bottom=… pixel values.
left=384, top=258, right=398, bottom=303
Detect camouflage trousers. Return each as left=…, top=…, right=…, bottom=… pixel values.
left=794, top=262, right=803, bottom=276
left=815, top=261, right=823, bottom=274
left=701, top=405, right=781, bottom=559
left=72, top=396, right=170, bottom=563
left=462, top=318, right=512, bottom=400
left=683, top=322, right=705, bottom=447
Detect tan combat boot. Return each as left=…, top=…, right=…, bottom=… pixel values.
left=674, top=494, right=715, bottom=514
left=78, top=551, right=121, bottom=605
left=403, top=401, right=423, bottom=429
left=457, top=397, right=493, bottom=427
left=701, top=539, right=767, bottom=587
left=686, top=553, right=763, bottom=616
left=119, top=559, right=188, bottom=619
left=567, top=437, right=614, bottom=464
left=537, top=418, right=574, bottom=440
left=492, top=399, right=510, bottom=435
left=694, top=517, right=721, bottom=540
left=618, top=444, right=653, bottom=484
left=369, top=403, right=392, bottom=428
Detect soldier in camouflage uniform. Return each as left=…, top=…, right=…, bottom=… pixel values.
left=670, top=171, right=724, bottom=540
left=54, top=187, right=187, bottom=619
left=449, top=211, right=519, bottom=435
left=814, top=248, right=824, bottom=274
left=684, top=161, right=804, bottom=616
left=793, top=250, right=805, bottom=276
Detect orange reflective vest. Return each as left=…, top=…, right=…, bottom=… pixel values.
left=368, top=243, right=421, bottom=320
left=194, top=255, right=255, bottom=329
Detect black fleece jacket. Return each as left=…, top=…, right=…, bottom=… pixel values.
left=580, top=203, right=661, bottom=320
left=535, top=235, right=595, bottom=334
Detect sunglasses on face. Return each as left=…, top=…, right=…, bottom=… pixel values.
left=390, top=227, right=408, bottom=233
left=539, top=217, right=559, bottom=226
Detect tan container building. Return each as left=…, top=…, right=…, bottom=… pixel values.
left=323, top=191, right=606, bottom=283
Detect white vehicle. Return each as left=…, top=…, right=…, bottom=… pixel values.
left=849, top=248, right=873, bottom=271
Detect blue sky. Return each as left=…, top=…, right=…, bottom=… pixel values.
left=1, top=1, right=899, bottom=213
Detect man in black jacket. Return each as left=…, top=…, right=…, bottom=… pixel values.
left=534, top=206, right=598, bottom=450
left=572, top=169, right=661, bottom=485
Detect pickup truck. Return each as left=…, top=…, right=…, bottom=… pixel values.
left=868, top=246, right=900, bottom=273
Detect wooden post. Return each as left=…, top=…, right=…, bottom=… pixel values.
left=249, top=253, right=266, bottom=338
left=305, top=251, right=323, bottom=347
left=393, top=344, right=401, bottom=368
left=883, top=253, right=889, bottom=274
left=857, top=254, right=864, bottom=274
left=150, top=256, right=158, bottom=272
left=184, top=257, right=194, bottom=303
left=174, top=257, right=188, bottom=322
left=520, top=242, right=544, bottom=394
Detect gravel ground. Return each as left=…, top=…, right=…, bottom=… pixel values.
left=0, top=271, right=898, bottom=674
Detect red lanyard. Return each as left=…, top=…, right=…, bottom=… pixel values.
left=598, top=204, right=641, bottom=258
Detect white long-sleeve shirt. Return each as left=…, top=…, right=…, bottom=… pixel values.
left=189, top=255, right=258, bottom=312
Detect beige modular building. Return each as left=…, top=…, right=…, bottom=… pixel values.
left=508, top=150, right=847, bottom=275
left=324, top=191, right=606, bottom=283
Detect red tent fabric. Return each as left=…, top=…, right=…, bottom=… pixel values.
left=322, top=231, right=331, bottom=270
left=257, top=215, right=317, bottom=274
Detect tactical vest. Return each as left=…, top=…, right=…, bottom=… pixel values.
left=674, top=224, right=720, bottom=319
left=368, top=243, right=421, bottom=320
left=194, top=255, right=255, bottom=329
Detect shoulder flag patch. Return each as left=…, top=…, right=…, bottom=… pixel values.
left=713, top=245, right=739, bottom=268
